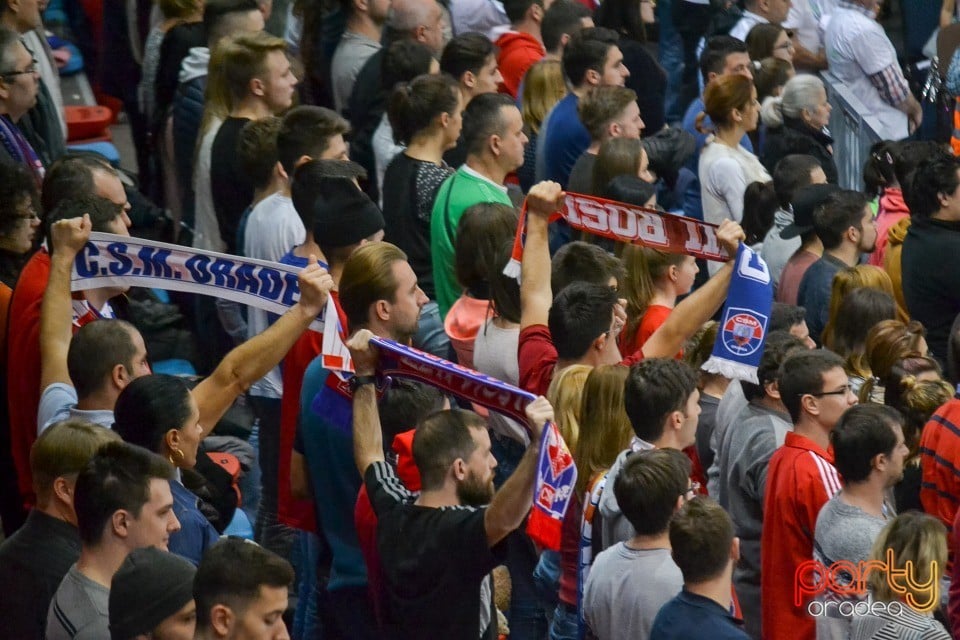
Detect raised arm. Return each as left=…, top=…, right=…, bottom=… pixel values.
left=520, top=181, right=565, bottom=330
left=40, top=215, right=92, bottom=394
left=348, top=329, right=385, bottom=476
left=640, top=219, right=744, bottom=361
left=192, top=256, right=334, bottom=434
left=483, top=396, right=552, bottom=546
left=790, top=37, right=826, bottom=72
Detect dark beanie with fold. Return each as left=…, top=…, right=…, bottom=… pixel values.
left=109, top=547, right=197, bottom=640
left=312, top=177, right=385, bottom=249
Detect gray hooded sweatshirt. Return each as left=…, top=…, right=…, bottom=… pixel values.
left=761, top=207, right=802, bottom=289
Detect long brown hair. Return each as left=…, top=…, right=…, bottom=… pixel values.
left=521, top=60, right=567, bottom=136
left=620, top=245, right=687, bottom=345
left=821, top=265, right=908, bottom=349
left=592, top=137, right=644, bottom=196
left=574, top=365, right=632, bottom=496
left=546, top=364, right=592, bottom=454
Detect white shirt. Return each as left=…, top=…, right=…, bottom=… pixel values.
left=243, top=192, right=306, bottom=398
left=824, top=3, right=909, bottom=141
left=699, top=138, right=771, bottom=273
left=728, top=10, right=767, bottom=42
left=450, top=0, right=509, bottom=39
left=373, top=114, right=405, bottom=208
left=784, top=0, right=837, bottom=54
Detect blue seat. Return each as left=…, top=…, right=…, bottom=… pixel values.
left=151, top=288, right=171, bottom=304
left=151, top=359, right=197, bottom=376
left=223, top=508, right=254, bottom=539
left=66, top=141, right=120, bottom=167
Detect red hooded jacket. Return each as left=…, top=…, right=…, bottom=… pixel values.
left=496, top=31, right=545, bottom=99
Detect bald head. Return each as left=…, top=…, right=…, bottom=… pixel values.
left=388, top=0, right=444, bottom=53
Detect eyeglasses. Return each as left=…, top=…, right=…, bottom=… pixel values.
left=810, top=385, right=852, bottom=398
left=1, top=59, right=38, bottom=79
left=684, top=481, right=701, bottom=498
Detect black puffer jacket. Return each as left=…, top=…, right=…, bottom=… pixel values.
left=761, top=116, right=838, bottom=185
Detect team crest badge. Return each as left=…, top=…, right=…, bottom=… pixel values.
left=721, top=307, right=768, bottom=357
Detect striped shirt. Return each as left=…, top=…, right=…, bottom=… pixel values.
left=919, top=398, right=960, bottom=549
left=761, top=431, right=841, bottom=640
left=849, top=600, right=951, bottom=640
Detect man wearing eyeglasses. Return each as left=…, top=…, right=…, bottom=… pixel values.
left=760, top=349, right=856, bottom=640
left=0, top=26, right=42, bottom=185
left=2, top=0, right=67, bottom=163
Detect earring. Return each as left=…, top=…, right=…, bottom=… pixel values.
left=168, top=448, right=186, bottom=466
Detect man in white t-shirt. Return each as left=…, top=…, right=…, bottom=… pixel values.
left=825, top=0, right=921, bottom=140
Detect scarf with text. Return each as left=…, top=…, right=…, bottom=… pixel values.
left=321, top=305, right=576, bottom=549
left=70, top=233, right=327, bottom=330
left=69, top=234, right=579, bottom=548
left=504, top=192, right=730, bottom=280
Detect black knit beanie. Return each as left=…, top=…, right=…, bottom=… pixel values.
left=312, top=177, right=385, bottom=249
left=109, top=547, right=197, bottom=640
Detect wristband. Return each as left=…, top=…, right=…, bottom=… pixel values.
left=349, top=375, right=378, bottom=393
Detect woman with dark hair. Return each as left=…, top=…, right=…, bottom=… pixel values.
left=592, top=138, right=655, bottom=197
left=746, top=23, right=795, bottom=63
left=0, top=161, right=40, bottom=388
left=114, top=374, right=219, bottom=565
left=382, top=73, right=462, bottom=357
left=822, top=288, right=898, bottom=394
left=373, top=41, right=440, bottom=198
left=382, top=72, right=462, bottom=360
left=0, top=162, right=40, bottom=290
left=472, top=237, right=547, bottom=638
left=445, top=202, right=519, bottom=368
left=619, top=237, right=698, bottom=353
left=741, top=180, right=779, bottom=250
left=593, top=0, right=667, bottom=134
left=883, top=358, right=953, bottom=512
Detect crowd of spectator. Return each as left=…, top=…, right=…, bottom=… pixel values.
left=3, top=0, right=960, bottom=639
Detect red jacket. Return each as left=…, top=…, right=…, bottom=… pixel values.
left=761, top=431, right=841, bottom=640
left=869, top=187, right=909, bottom=268
left=7, top=251, right=49, bottom=504
left=7, top=250, right=109, bottom=506
left=496, top=31, right=544, bottom=99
